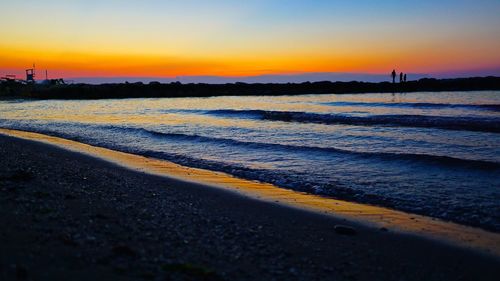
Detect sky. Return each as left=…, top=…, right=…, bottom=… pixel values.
left=1, top=0, right=499, bottom=82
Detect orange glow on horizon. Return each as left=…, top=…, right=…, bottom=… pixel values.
left=2, top=43, right=498, bottom=79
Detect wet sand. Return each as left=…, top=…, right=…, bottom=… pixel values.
left=2, top=128, right=499, bottom=257
left=0, top=134, right=499, bottom=280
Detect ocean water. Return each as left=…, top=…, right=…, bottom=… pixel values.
left=1, top=91, right=499, bottom=231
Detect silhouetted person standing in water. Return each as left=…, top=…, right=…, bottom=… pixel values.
left=391, top=69, right=396, bottom=83
left=400, top=72, right=403, bottom=83
left=404, top=74, right=407, bottom=82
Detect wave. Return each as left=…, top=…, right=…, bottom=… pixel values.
left=2, top=121, right=498, bottom=170
left=320, top=101, right=500, bottom=111
left=118, top=127, right=499, bottom=170
left=3, top=123, right=499, bottom=231
left=205, top=109, right=500, bottom=133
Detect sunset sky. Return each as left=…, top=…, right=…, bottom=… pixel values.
left=1, top=0, right=499, bottom=81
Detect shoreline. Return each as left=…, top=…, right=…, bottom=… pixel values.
left=1, top=128, right=499, bottom=258
left=1, top=76, right=499, bottom=99
left=0, top=131, right=499, bottom=280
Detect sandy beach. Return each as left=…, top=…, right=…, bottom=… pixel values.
left=0, top=134, right=499, bottom=280
left=2, top=0, right=500, bottom=279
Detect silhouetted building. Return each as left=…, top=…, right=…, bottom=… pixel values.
left=25, top=69, right=35, bottom=83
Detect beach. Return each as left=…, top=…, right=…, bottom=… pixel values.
left=2, top=0, right=500, bottom=279
left=1, top=134, right=499, bottom=280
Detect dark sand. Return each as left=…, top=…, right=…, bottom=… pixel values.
left=0, top=135, right=499, bottom=280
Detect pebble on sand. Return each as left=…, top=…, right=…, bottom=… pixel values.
left=334, top=225, right=357, bottom=236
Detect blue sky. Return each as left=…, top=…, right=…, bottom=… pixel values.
left=1, top=0, right=499, bottom=79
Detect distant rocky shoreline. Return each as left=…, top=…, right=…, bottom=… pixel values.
left=1, top=76, right=499, bottom=100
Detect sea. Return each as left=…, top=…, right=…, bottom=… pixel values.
left=1, top=91, right=499, bottom=231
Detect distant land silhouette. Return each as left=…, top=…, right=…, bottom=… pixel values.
left=72, top=73, right=430, bottom=84
left=1, top=76, right=499, bottom=100
left=63, top=67, right=500, bottom=84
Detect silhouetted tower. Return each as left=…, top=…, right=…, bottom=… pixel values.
left=25, top=64, right=35, bottom=83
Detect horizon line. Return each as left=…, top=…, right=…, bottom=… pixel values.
left=65, top=71, right=500, bottom=85
left=4, top=70, right=500, bottom=85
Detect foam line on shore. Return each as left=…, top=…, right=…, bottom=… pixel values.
left=1, top=128, right=499, bottom=257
